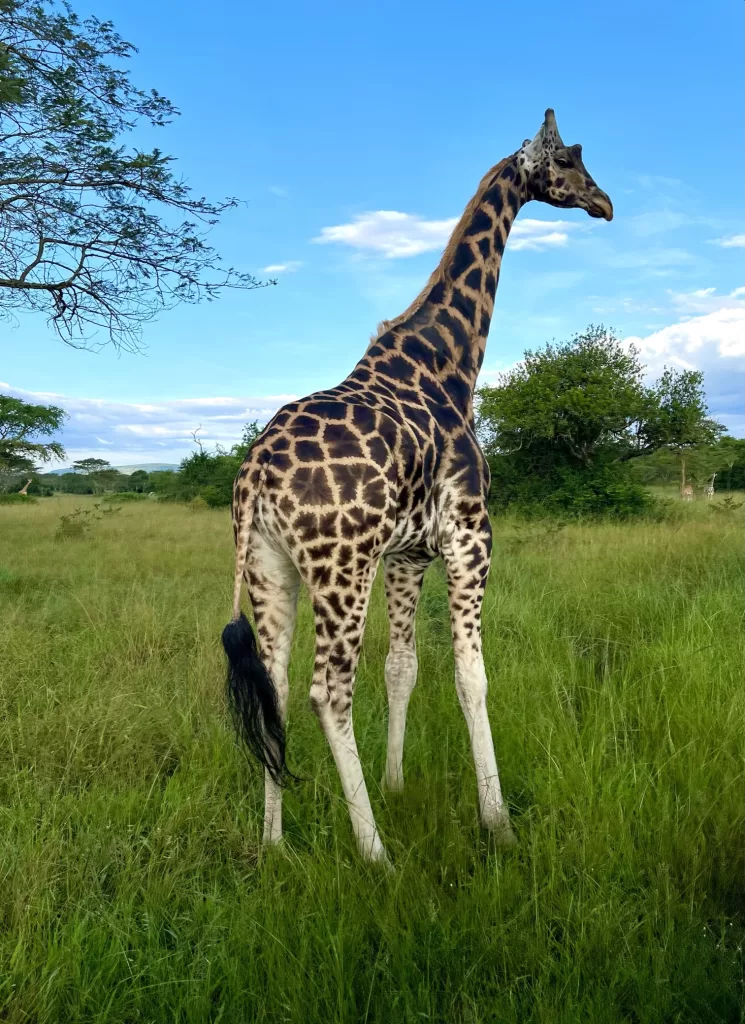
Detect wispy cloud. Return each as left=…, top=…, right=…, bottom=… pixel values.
left=709, top=233, right=745, bottom=249
left=0, top=384, right=296, bottom=466
left=667, top=285, right=745, bottom=315
left=626, top=210, right=692, bottom=237
left=268, top=185, right=288, bottom=198
left=623, top=300, right=745, bottom=436
left=312, top=210, right=580, bottom=259
left=313, top=211, right=458, bottom=258
left=607, top=247, right=694, bottom=271
left=262, top=261, right=303, bottom=274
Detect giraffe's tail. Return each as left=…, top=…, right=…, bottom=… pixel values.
left=222, top=463, right=290, bottom=786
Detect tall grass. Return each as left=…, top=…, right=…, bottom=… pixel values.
left=0, top=496, right=743, bottom=1023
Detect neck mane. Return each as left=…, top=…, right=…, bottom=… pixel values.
left=359, top=152, right=528, bottom=405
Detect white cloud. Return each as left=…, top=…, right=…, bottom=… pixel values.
left=710, top=234, right=745, bottom=248
left=607, top=247, right=694, bottom=271
left=268, top=185, right=288, bottom=198
left=667, top=285, right=745, bottom=315
left=510, top=219, right=576, bottom=251
left=0, top=384, right=297, bottom=467
left=312, top=210, right=578, bottom=259
left=262, top=261, right=302, bottom=274
left=313, top=211, right=458, bottom=258
left=623, top=303, right=745, bottom=436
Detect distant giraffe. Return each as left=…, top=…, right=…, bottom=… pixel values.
left=705, top=473, right=717, bottom=499
left=222, top=109, right=614, bottom=863
left=17, top=479, right=32, bottom=495
left=682, top=482, right=694, bottom=501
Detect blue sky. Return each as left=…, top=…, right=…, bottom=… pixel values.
left=2, top=0, right=743, bottom=466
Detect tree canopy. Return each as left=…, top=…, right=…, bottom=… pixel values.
left=476, top=325, right=724, bottom=516
left=72, top=457, right=110, bottom=474
left=0, top=392, right=66, bottom=473
left=0, top=0, right=270, bottom=351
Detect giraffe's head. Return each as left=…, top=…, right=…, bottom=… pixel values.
left=518, top=109, right=613, bottom=221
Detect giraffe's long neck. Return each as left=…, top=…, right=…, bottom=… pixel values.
left=365, top=153, right=527, bottom=399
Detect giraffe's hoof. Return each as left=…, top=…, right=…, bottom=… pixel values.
left=485, top=814, right=517, bottom=847
left=361, top=841, right=392, bottom=869
left=381, top=773, right=404, bottom=794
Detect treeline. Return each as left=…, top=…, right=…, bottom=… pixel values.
left=476, top=326, right=742, bottom=518
left=12, top=422, right=263, bottom=506
left=3, top=327, right=744, bottom=517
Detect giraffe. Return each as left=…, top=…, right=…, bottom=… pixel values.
left=682, top=482, right=694, bottom=501
left=222, top=109, right=614, bottom=863
left=705, top=473, right=717, bottom=499
left=17, top=479, right=32, bottom=495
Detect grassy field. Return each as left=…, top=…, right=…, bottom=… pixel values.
left=0, top=495, right=743, bottom=1023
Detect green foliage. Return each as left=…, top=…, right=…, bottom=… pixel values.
left=640, top=366, right=724, bottom=456
left=154, top=419, right=263, bottom=507
left=55, top=501, right=121, bottom=539
left=37, top=465, right=156, bottom=496
left=0, top=393, right=66, bottom=474
left=0, top=0, right=271, bottom=350
left=101, top=491, right=147, bottom=502
left=0, top=491, right=36, bottom=504
left=72, top=458, right=111, bottom=475
left=709, top=495, right=745, bottom=517
left=0, top=497, right=742, bottom=1021
left=477, top=325, right=724, bottom=518
left=629, top=437, right=745, bottom=492
left=128, top=469, right=150, bottom=492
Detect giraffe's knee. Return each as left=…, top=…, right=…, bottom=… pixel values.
left=309, top=680, right=330, bottom=717
left=454, top=651, right=488, bottom=714
left=385, top=647, right=418, bottom=700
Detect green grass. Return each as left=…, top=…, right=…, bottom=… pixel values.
left=0, top=495, right=743, bottom=1023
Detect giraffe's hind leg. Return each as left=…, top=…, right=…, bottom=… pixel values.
left=382, top=553, right=430, bottom=792
left=309, top=558, right=388, bottom=863
left=245, top=530, right=300, bottom=845
left=441, top=516, right=515, bottom=844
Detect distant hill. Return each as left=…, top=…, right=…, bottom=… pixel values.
left=113, top=464, right=180, bottom=475
left=47, top=463, right=179, bottom=476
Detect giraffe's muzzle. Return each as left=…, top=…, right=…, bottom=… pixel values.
left=587, top=191, right=614, bottom=221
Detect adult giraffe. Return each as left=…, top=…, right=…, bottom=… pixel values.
left=223, top=109, right=614, bottom=863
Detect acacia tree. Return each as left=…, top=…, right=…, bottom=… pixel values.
left=72, top=456, right=110, bottom=474
left=0, top=0, right=271, bottom=351
left=633, top=367, right=724, bottom=494
left=0, top=392, right=66, bottom=475
left=476, top=325, right=724, bottom=516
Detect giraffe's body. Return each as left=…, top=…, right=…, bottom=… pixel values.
left=705, top=474, right=717, bottom=499
left=223, top=110, right=613, bottom=862
left=682, top=482, right=694, bottom=501
left=18, top=479, right=32, bottom=495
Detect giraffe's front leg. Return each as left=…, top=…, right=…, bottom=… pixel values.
left=382, top=553, right=429, bottom=792
left=441, top=518, right=515, bottom=844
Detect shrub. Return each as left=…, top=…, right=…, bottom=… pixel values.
left=55, top=503, right=121, bottom=540
left=0, top=493, right=37, bottom=505
left=102, top=492, right=147, bottom=502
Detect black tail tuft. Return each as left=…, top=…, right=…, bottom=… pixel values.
left=222, top=612, right=290, bottom=786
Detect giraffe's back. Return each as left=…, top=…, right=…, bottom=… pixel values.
left=232, top=369, right=487, bottom=579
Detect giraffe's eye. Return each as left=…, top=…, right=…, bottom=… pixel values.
left=555, top=156, right=572, bottom=170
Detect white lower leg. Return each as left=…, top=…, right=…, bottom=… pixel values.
left=316, top=703, right=387, bottom=862
left=384, top=647, right=418, bottom=791
left=258, top=604, right=294, bottom=848
left=263, top=771, right=283, bottom=844
left=454, top=648, right=513, bottom=835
